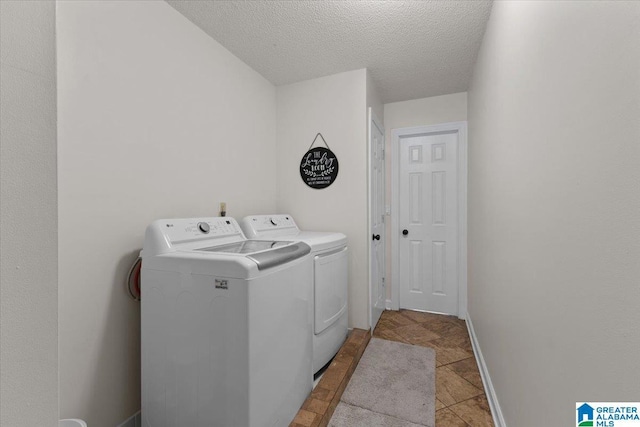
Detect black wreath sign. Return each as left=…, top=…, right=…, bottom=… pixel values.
left=300, top=133, right=339, bottom=189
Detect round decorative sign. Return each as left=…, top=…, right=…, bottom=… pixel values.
left=300, top=146, right=339, bottom=189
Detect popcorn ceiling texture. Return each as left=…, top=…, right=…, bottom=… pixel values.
left=167, top=0, right=492, bottom=103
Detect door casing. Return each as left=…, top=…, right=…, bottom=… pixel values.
left=391, top=122, right=468, bottom=319
left=368, top=108, right=386, bottom=331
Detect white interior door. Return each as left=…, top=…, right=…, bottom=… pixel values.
left=369, top=109, right=385, bottom=330
left=398, top=132, right=458, bottom=315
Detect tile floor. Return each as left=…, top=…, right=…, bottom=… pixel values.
left=291, top=329, right=371, bottom=427
left=291, top=309, right=494, bottom=427
left=373, top=310, right=494, bottom=427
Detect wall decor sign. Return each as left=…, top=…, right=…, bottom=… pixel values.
left=300, top=133, right=339, bottom=189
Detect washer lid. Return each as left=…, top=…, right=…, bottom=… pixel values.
left=247, top=242, right=311, bottom=270
left=197, top=240, right=291, bottom=254
left=196, top=240, right=311, bottom=270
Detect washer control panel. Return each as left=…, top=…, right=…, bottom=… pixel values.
left=144, top=217, right=246, bottom=255
left=164, top=217, right=242, bottom=240
left=184, top=218, right=239, bottom=236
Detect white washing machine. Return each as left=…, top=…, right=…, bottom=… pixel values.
left=241, top=214, right=348, bottom=374
left=141, top=217, right=313, bottom=427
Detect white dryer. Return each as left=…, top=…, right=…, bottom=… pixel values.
left=141, top=217, right=313, bottom=427
left=241, top=214, right=348, bottom=374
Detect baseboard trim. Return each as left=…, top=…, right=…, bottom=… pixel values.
left=465, top=315, right=507, bottom=427
left=117, top=411, right=141, bottom=427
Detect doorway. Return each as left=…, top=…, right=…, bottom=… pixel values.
left=391, top=122, right=467, bottom=318
left=369, top=108, right=386, bottom=331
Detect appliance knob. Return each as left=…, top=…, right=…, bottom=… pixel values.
left=198, top=222, right=210, bottom=233
left=402, top=229, right=409, bottom=236
left=270, top=218, right=278, bottom=226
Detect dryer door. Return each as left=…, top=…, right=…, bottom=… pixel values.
left=314, top=247, right=348, bottom=334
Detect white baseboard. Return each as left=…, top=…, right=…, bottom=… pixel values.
left=117, top=411, right=141, bottom=427
left=465, top=315, right=507, bottom=427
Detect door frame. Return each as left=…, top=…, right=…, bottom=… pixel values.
left=368, top=107, right=385, bottom=330
left=391, top=121, right=468, bottom=319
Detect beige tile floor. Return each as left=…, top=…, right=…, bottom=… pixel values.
left=291, top=329, right=371, bottom=427
left=292, top=310, right=494, bottom=427
left=373, top=310, right=494, bottom=427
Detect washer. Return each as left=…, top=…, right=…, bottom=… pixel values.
left=141, top=217, right=313, bottom=427
left=241, top=214, right=348, bottom=374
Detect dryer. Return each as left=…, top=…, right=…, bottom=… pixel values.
left=241, top=214, right=348, bottom=374
left=141, top=217, right=312, bottom=427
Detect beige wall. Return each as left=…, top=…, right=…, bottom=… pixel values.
left=384, top=93, right=467, bottom=144
left=277, top=69, right=370, bottom=330
left=0, top=1, right=58, bottom=425
left=467, top=1, right=640, bottom=425
left=366, top=70, right=384, bottom=124
left=383, top=93, right=467, bottom=301
left=56, top=1, right=277, bottom=425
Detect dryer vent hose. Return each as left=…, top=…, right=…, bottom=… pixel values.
left=127, top=256, right=142, bottom=302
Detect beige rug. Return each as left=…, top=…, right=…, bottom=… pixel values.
left=330, top=338, right=436, bottom=427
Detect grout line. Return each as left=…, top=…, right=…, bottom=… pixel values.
left=375, top=312, right=494, bottom=423
left=338, top=402, right=433, bottom=427
left=444, top=391, right=487, bottom=410
left=437, top=407, right=472, bottom=427
left=439, top=363, right=485, bottom=393
left=439, top=355, right=475, bottom=367
left=293, top=329, right=371, bottom=427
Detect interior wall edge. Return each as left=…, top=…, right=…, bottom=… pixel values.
left=465, top=314, right=506, bottom=427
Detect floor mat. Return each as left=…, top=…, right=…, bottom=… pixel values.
left=329, top=402, right=425, bottom=427
left=338, top=337, right=435, bottom=426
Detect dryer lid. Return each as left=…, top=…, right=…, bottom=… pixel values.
left=292, top=231, right=347, bottom=252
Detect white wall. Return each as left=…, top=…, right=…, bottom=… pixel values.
left=277, top=69, right=370, bottom=330
left=0, top=1, right=58, bottom=425
left=383, top=93, right=467, bottom=301
left=384, top=92, right=467, bottom=144
left=366, top=70, right=384, bottom=124
left=56, top=2, right=277, bottom=425
left=467, top=2, right=640, bottom=426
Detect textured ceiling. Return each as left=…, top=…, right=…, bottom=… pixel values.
left=166, top=1, right=493, bottom=103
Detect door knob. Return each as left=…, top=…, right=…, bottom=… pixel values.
left=372, top=234, right=381, bottom=241
left=402, top=229, right=409, bottom=236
